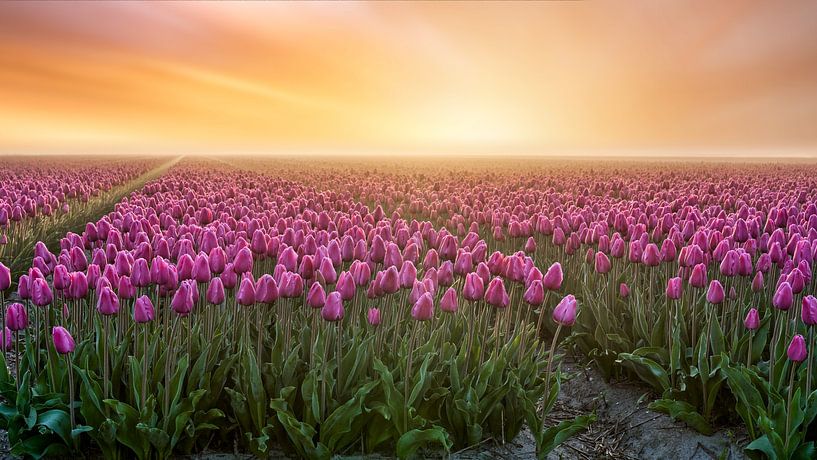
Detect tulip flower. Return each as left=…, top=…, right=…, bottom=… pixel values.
left=594, top=252, right=612, bottom=274
left=367, top=308, right=381, bottom=326
left=484, top=277, right=509, bottom=309
left=380, top=266, right=400, bottom=295
left=236, top=277, right=256, bottom=306
left=321, top=291, right=344, bottom=322
left=745, top=307, right=760, bottom=365
left=97, top=286, right=120, bottom=315
left=233, top=247, right=254, bottom=274
left=307, top=282, right=327, bottom=309
left=31, top=277, right=53, bottom=307
left=773, top=282, right=793, bottom=311
left=619, top=283, right=630, bottom=298
left=463, top=273, right=485, bottom=302
left=206, top=277, right=226, bottom=305
left=803, top=296, right=817, bottom=326
left=523, top=280, right=545, bottom=306
left=0, top=262, right=10, bottom=291
left=553, top=294, right=578, bottom=327
left=542, top=262, right=563, bottom=291
left=52, top=326, right=75, bottom=354
left=6, top=303, right=28, bottom=331
left=411, top=292, right=434, bottom=321
left=706, top=280, right=725, bottom=305
left=689, top=263, right=708, bottom=289
left=665, top=277, right=682, bottom=300
left=440, top=287, right=459, bottom=313
left=0, top=327, right=11, bottom=351
left=133, top=295, right=155, bottom=323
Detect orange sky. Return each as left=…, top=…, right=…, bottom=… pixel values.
left=1, top=1, right=816, bottom=156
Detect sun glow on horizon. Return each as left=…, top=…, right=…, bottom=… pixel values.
left=1, top=1, right=817, bottom=156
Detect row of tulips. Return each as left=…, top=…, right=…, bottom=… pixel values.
left=0, top=160, right=594, bottom=459
left=0, top=157, right=164, bottom=274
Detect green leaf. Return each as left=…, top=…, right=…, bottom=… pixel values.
left=617, top=353, right=669, bottom=393
left=648, top=399, right=713, bottom=435
left=536, top=413, right=596, bottom=459
left=395, top=426, right=452, bottom=459
left=36, top=409, right=72, bottom=446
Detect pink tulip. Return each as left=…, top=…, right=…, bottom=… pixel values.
left=52, top=326, right=76, bottom=354
left=788, top=334, right=808, bottom=362
left=96, top=286, right=120, bottom=315
left=773, top=282, right=793, bottom=311
left=411, top=292, right=435, bottom=321
left=321, top=291, right=344, bottom=322
left=6, top=303, right=28, bottom=331
left=542, top=262, right=563, bottom=291
left=744, top=308, right=760, bottom=330
left=553, top=294, right=577, bottom=327
left=484, top=277, right=509, bottom=309
left=802, top=296, right=817, bottom=326
left=307, top=282, right=327, bottom=308
left=440, top=287, right=459, bottom=313
left=367, top=308, right=381, bottom=326
left=706, top=280, right=725, bottom=305
left=206, top=277, right=226, bottom=305
left=133, top=295, right=155, bottom=323
left=619, top=283, right=630, bottom=298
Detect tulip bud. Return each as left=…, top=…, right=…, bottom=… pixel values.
left=367, top=308, right=381, bottom=326
left=307, top=282, right=326, bottom=309
left=484, top=277, right=509, bottom=309
left=689, top=263, right=708, bottom=289
left=744, top=308, right=760, bottom=330
left=379, top=266, right=400, bottom=295
left=553, top=294, right=577, bottom=327
left=523, top=280, right=545, bottom=306
left=411, top=292, right=435, bottom=321
left=706, top=280, right=725, bottom=305
left=236, top=276, right=256, bottom=306
left=542, top=262, right=563, bottom=291
left=321, top=291, right=344, bottom=321
left=665, top=277, right=682, bottom=300
left=787, top=334, right=808, bottom=362
left=336, top=271, right=356, bottom=301
left=52, top=326, right=75, bottom=354
left=1, top=327, right=11, bottom=351
left=619, top=283, right=630, bottom=298
left=206, top=277, right=225, bottom=305
left=751, top=271, right=764, bottom=293
left=0, top=262, right=10, bottom=291
left=31, top=278, right=53, bottom=307
left=802, top=295, right=817, bottom=326
left=440, top=287, right=459, bottom=313
left=6, top=303, right=28, bottom=331
left=133, top=295, right=155, bottom=323
left=772, top=282, right=793, bottom=311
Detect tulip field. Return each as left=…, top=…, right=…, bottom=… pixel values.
left=1, top=156, right=817, bottom=459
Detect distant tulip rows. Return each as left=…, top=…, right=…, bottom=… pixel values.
left=0, top=159, right=590, bottom=459
left=0, top=157, right=161, bottom=272
left=2, top=157, right=816, bottom=459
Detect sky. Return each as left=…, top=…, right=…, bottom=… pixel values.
left=1, top=1, right=816, bottom=156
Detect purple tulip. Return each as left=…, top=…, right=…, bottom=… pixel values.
left=306, top=282, right=327, bottom=309
left=553, top=294, right=577, bottom=327
left=367, top=307, right=381, bottom=326
left=236, top=276, right=256, bottom=306
left=411, top=292, right=435, bottom=321
left=744, top=308, right=760, bottom=330
left=773, top=282, right=793, bottom=311
left=802, top=295, right=817, bottom=326
left=484, top=277, right=509, bottom=309
left=440, top=287, right=459, bottom=313
left=206, top=277, right=226, bottom=305
left=542, top=262, right=563, bottom=291
left=6, top=303, right=28, bottom=331
left=665, top=277, right=682, bottom=300
left=523, top=280, right=545, bottom=306
left=788, top=334, right=808, bottom=362
left=52, top=326, right=75, bottom=354
left=321, top=291, right=344, bottom=322
left=97, top=286, right=120, bottom=315
left=706, top=280, right=725, bottom=305
left=133, top=295, right=155, bottom=323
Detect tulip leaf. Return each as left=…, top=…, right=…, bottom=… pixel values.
left=648, top=399, right=712, bottom=435
left=395, top=426, right=452, bottom=459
